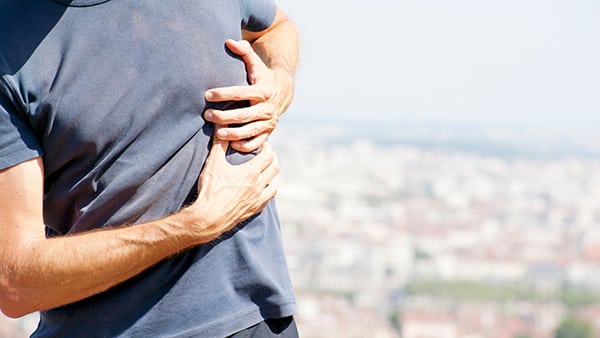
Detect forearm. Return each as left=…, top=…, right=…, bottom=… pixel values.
left=0, top=139, right=278, bottom=318
left=1, top=208, right=204, bottom=318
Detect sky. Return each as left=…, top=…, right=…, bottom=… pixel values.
left=276, top=0, right=600, bottom=127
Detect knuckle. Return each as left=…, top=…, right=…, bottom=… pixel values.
left=229, top=128, right=243, bottom=139
left=252, top=125, right=261, bottom=137
left=237, top=142, right=251, bottom=153
left=209, top=110, right=225, bottom=123
left=256, top=86, right=272, bottom=101
left=262, top=106, right=275, bottom=119
left=232, top=111, right=243, bottom=123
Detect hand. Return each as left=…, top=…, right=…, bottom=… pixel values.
left=187, top=125, right=279, bottom=243
left=204, top=39, right=294, bottom=153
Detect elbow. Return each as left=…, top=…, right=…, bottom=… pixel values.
left=1, top=305, right=30, bottom=319
left=0, top=293, right=36, bottom=319
left=0, top=276, right=37, bottom=318
left=0, top=241, right=44, bottom=318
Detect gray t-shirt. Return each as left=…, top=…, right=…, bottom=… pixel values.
left=0, top=0, right=295, bottom=337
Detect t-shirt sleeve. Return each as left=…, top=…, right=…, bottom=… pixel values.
left=239, top=0, right=277, bottom=32
left=0, top=78, right=43, bottom=171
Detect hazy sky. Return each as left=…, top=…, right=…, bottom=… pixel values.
left=277, top=0, right=600, bottom=126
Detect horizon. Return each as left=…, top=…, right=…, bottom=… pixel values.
left=275, top=116, right=600, bottom=159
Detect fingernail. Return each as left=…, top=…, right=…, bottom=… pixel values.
left=217, top=129, right=228, bottom=137
left=205, top=110, right=213, bottom=120
left=205, top=91, right=214, bottom=100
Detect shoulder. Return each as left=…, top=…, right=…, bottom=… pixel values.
left=0, top=75, right=42, bottom=172
left=0, top=1, right=67, bottom=76
left=239, top=0, right=277, bottom=32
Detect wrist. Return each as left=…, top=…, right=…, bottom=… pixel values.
left=164, top=205, right=212, bottom=247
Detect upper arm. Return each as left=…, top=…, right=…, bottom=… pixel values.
left=0, top=79, right=46, bottom=250
left=242, top=6, right=291, bottom=43
left=0, top=157, right=45, bottom=253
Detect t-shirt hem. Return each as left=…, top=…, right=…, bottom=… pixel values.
left=173, top=300, right=297, bottom=338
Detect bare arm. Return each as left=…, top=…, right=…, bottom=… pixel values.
left=204, top=7, right=300, bottom=152
left=0, top=134, right=279, bottom=318
left=243, top=6, right=299, bottom=79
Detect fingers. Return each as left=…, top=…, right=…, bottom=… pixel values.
left=230, top=133, right=269, bottom=153
left=259, top=172, right=279, bottom=204
left=256, top=149, right=280, bottom=197
left=205, top=102, right=275, bottom=125
left=205, top=84, right=272, bottom=103
left=249, top=142, right=275, bottom=172
left=216, top=120, right=275, bottom=144
left=247, top=146, right=279, bottom=217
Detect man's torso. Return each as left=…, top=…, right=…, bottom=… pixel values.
left=0, top=1, right=295, bottom=336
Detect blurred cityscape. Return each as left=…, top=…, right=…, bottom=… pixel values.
left=275, top=120, right=600, bottom=338
left=2, top=120, right=600, bottom=338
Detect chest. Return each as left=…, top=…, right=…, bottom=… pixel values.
left=15, top=0, right=247, bottom=172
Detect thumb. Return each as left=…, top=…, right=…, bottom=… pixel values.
left=225, top=39, right=264, bottom=85
left=225, top=39, right=253, bottom=58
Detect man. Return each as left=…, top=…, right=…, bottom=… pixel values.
left=0, top=0, right=299, bottom=337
